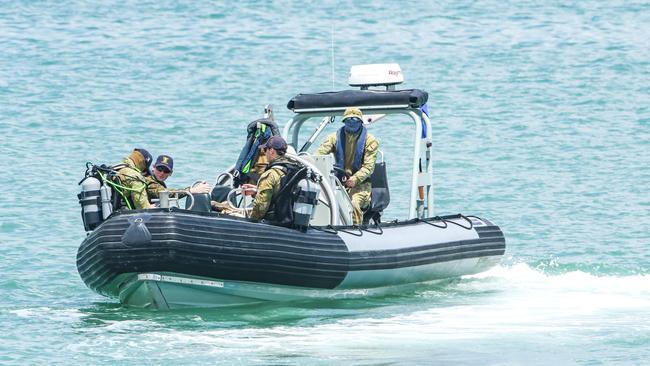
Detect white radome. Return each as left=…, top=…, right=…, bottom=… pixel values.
left=348, top=63, right=404, bottom=89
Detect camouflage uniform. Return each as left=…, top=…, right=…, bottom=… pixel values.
left=316, top=131, right=379, bottom=225
left=116, top=157, right=151, bottom=210
left=144, top=174, right=167, bottom=201
left=250, top=153, right=269, bottom=183
left=144, top=174, right=195, bottom=202
left=250, top=156, right=290, bottom=221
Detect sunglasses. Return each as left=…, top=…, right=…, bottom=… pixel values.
left=156, top=166, right=171, bottom=174
left=344, top=117, right=362, bottom=123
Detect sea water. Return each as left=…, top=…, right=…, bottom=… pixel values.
left=0, top=1, right=649, bottom=364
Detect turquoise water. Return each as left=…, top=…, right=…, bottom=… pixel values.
left=1, top=1, right=649, bottom=364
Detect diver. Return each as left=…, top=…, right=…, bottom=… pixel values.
left=144, top=154, right=211, bottom=203
left=249, top=136, right=303, bottom=224
left=112, top=148, right=154, bottom=210
left=316, top=107, right=379, bottom=225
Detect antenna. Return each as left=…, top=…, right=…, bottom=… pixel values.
left=330, top=23, right=335, bottom=90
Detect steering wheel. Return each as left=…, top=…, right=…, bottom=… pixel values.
left=227, top=186, right=256, bottom=209
left=216, top=172, right=234, bottom=188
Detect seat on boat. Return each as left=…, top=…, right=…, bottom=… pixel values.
left=185, top=193, right=212, bottom=212
left=210, top=184, right=231, bottom=203
left=363, top=157, right=389, bottom=225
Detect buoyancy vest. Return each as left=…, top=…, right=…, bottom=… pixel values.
left=335, top=126, right=367, bottom=176
left=106, top=163, right=130, bottom=210
left=233, top=118, right=280, bottom=186
left=108, top=162, right=146, bottom=210
left=264, top=160, right=307, bottom=226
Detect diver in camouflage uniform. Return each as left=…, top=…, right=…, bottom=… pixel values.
left=316, top=107, right=379, bottom=225
left=144, top=174, right=166, bottom=201
left=144, top=154, right=211, bottom=202
left=250, top=136, right=296, bottom=222
left=115, top=148, right=153, bottom=210
left=144, top=154, right=172, bottom=200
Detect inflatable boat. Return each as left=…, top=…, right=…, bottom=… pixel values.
left=76, top=64, right=506, bottom=309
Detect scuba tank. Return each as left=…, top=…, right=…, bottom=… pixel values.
left=100, top=184, right=113, bottom=219
left=78, top=162, right=119, bottom=231
left=78, top=176, right=103, bottom=231
left=264, top=162, right=321, bottom=231
left=292, top=170, right=321, bottom=231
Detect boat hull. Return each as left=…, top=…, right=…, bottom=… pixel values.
left=77, top=209, right=505, bottom=309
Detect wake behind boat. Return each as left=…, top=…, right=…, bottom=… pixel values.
left=76, top=64, right=506, bottom=309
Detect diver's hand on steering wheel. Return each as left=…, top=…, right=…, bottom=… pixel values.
left=240, top=183, right=257, bottom=197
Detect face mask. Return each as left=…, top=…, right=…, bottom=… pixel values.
left=344, top=117, right=362, bottom=134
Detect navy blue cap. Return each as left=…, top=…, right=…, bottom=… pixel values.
left=155, top=154, right=174, bottom=172
left=262, top=136, right=287, bottom=152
